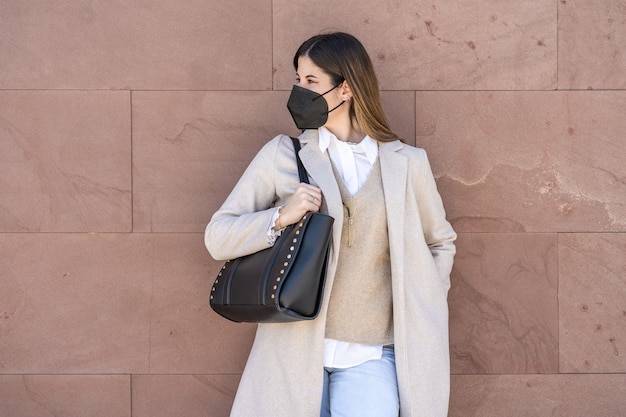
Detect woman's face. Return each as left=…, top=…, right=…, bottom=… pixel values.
left=295, top=55, right=344, bottom=110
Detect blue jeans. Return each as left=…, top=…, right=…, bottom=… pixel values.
left=320, top=346, right=399, bottom=417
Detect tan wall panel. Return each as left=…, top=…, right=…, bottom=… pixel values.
left=449, top=233, right=558, bottom=374
left=0, top=91, right=131, bottom=232
left=416, top=91, right=626, bottom=232
left=450, top=374, right=626, bottom=416
left=559, top=0, right=626, bottom=89
left=381, top=91, right=416, bottom=145
left=559, top=233, right=626, bottom=373
left=0, top=0, right=272, bottom=90
left=273, top=0, right=556, bottom=90
left=132, top=375, right=239, bottom=417
left=0, top=375, right=130, bottom=417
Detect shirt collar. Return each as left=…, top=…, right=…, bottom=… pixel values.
left=318, top=126, right=378, bottom=164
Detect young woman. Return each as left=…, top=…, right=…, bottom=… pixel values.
left=205, top=32, right=456, bottom=417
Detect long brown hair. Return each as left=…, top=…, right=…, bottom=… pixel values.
left=293, top=32, right=401, bottom=142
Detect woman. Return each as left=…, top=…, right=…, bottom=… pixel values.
left=205, top=32, right=456, bottom=417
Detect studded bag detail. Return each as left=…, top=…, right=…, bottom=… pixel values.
left=209, top=137, right=334, bottom=323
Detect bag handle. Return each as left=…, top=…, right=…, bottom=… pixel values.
left=290, top=136, right=310, bottom=185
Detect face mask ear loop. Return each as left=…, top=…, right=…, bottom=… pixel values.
left=326, top=79, right=347, bottom=114
left=312, top=81, right=345, bottom=101
left=326, top=100, right=346, bottom=114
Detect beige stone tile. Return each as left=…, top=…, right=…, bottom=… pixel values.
left=417, top=91, right=626, bottom=232
left=449, top=233, right=558, bottom=374
left=0, top=233, right=254, bottom=374
left=559, top=0, right=626, bottom=89
left=0, top=234, right=151, bottom=373
left=132, top=91, right=301, bottom=232
left=450, top=374, right=626, bottom=417
left=273, top=0, right=556, bottom=90
left=0, top=91, right=131, bottom=232
left=132, top=375, right=239, bottom=417
left=559, top=233, right=626, bottom=373
left=0, top=375, right=130, bottom=417
left=381, top=91, right=416, bottom=145
left=0, top=1, right=272, bottom=90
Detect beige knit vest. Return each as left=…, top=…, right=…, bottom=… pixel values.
left=325, top=158, right=394, bottom=345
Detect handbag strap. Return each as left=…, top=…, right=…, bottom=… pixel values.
left=290, top=137, right=310, bottom=185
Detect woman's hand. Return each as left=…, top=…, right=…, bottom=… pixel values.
left=275, top=183, right=322, bottom=229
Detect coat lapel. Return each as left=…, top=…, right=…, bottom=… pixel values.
left=297, top=130, right=344, bottom=265
left=379, top=140, right=407, bottom=263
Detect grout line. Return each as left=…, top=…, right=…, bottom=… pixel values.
left=413, top=90, right=417, bottom=146
left=556, top=0, right=560, bottom=91
left=556, top=232, right=560, bottom=374
left=130, top=90, right=134, bottom=234
left=0, top=373, right=243, bottom=376
left=1, top=231, right=623, bottom=235
left=1, top=88, right=625, bottom=93
left=449, top=372, right=626, bottom=376
left=270, top=0, right=274, bottom=91
left=0, top=231, right=206, bottom=234
left=129, top=374, right=133, bottom=417
left=451, top=231, right=626, bottom=235
left=4, top=372, right=622, bottom=377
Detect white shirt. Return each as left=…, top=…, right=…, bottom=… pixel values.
left=320, top=127, right=379, bottom=195
left=267, top=128, right=384, bottom=368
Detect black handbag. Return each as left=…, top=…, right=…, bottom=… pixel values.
left=209, top=137, right=334, bottom=323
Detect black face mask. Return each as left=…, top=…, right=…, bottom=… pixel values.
left=286, top=83, right=345, bottom=130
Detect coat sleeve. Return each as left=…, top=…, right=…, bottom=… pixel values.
left=204, top=135, right=286, bottom=261
left=416, top=149, right=457, bottom=292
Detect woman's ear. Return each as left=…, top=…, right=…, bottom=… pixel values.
left=340, top=80, right=353, bottom=101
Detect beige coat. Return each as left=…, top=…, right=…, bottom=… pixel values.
left=205, top=130, right=456, bottom=417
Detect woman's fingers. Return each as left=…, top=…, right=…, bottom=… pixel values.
left=281, top=184, right=322, bottom=225
left=296, top=184, right=322, bottom=210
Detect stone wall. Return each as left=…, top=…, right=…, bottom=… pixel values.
left=1, top=1, right=625, bottom=416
